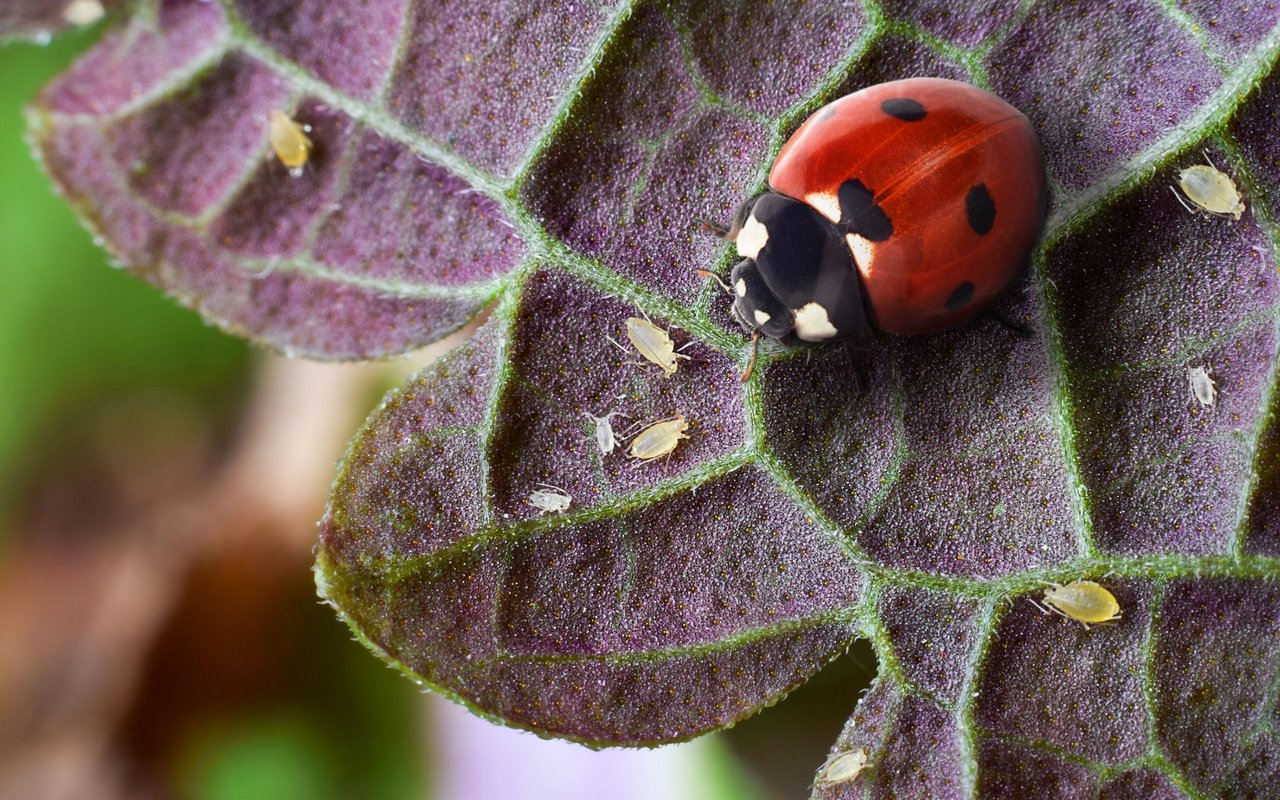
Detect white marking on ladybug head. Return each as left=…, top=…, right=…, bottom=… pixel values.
left=753, top=309, right=772, bottom=326
left=735, top=278, right=747, bottom=297
left=805, top=191, right=842, bottom=224
left=793, top=302, right=838, bottom=341
left=736, top=215, right=769, bottom=260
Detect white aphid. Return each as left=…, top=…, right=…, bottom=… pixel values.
left=627, top=415, right=690, bottom=462
left=1188, top=365, right=1217, bottom=408
left=527, top=483, right=571, bottom=514
left=583, top=410, right=628, bottom=455
left=624, top=317, right=691, bottom=377
left=816, top=748, right=868, bottom=785
left=1171, top=153, right=1245, bottom=221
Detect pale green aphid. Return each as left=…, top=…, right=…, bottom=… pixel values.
left=625, top=317, right=690, bottom=377
left=268, top=109, right=312, bottom=177
left=1172, top=154, right=1245, bottom=221
left=816, top=748, right=868, bottom=785
left=627, top=415, right=689, bottom=462
left=1034, top=580, right=1121, bottom=630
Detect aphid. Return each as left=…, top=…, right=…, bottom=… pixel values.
left=624, top=317, right=691, bottom=377
left=1033, top=580, right=1121, bottom=630
left=268, top=109, right=312, bottom=176
left=1171, top=153, right=1245, bottom=221
left=582, top=409, right=628, bottom=455
left=62, top=0, right=105, bottom=25
left=816, top=748, right=868, bottom=785
left=526, top=483, right=571, bottom=514
left=627, top=415, right=690, bottom=462
left=1188, top=365, right=1217, bottom=409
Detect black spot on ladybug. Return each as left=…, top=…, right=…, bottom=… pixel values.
left=881, top=97, right=927, bottom=121
left=945, top=281, right=975, bottom=310
left=838, top=179, right=893, bottom=241
left=966, top=184, right=996, bottom=235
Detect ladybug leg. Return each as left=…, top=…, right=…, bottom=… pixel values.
left=988, top=309, right=1034, bottom=338
left=987, top=277, right=1034, bottom=337
left=739, top=331, right=761, bottom=383
left=699, top=196, right=758, bottom=240
left=840, top=340, right=870, bottom=395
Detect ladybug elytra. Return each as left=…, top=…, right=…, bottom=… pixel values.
left=706, top=77, right=1047, bottom=369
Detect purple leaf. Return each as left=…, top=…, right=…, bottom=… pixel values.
left=26, top=0, right=1280, bottom=794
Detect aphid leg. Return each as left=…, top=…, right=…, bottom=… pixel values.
left=1037, top=597, right=1086, bottom=626
left=740, top=330, right=761, bottom=382
left=1028, top=597, right=1052, bottom=615
left=617, top=417, right=652, bottom=439
left=605, top=333, right=628, bottom=354
left=605, top=334, right=650, bottom=371
left=696, top=269, right=735, bottom=296
left=1202, top=149, right=1219, bottom=169
left=587, top=409, right=630, bottom=422
left=1169, top=185, right=1198, bottom=214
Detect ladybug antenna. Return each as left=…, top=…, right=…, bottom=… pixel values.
left=740, top=330, right=761, bottom=383
left=695, top=268, right=734, bottom=296
left=699, top=219, right=731, bottom=239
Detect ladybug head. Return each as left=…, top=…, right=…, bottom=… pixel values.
left=724, top=192, right=873, bottom=345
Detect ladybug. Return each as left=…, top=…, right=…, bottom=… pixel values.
left=705, top=77, right=1047, bottom=374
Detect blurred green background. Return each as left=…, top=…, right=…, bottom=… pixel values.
left=0, top=22, right=871, bottom=800
left=0, top=26, right=431, bottom=800
left=0, top=29, right=247, bottom=537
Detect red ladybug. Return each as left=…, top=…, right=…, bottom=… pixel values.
left=705, top=77, right=1046, bottom=365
